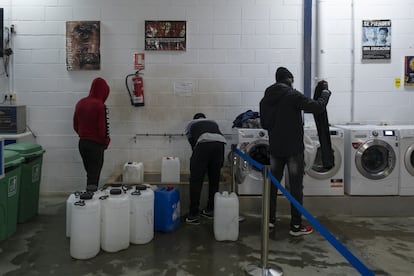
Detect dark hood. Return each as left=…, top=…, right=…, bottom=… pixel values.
left=263, top=82, right=291, bottom=104
left=89, top=77, right=109, bottom=102
left=259, top=82, right=291, bottom=130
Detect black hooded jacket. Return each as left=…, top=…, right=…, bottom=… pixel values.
left=260, top=82, right=331, bottom=157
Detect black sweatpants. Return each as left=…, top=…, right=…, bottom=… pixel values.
left=79, top=139, right=105, bottom=190
left=189, top=142, right=225, bottom=216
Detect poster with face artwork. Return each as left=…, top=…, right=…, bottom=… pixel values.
left=362, top=19, right=391, bottom=60
left=404, top=56, right=414, bottom=87
left=66, top=21, right=101, bottom=70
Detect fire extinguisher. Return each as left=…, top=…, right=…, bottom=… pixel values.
left=125, top=71, right=145, bottom=106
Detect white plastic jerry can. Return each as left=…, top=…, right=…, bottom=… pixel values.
left=128, top=184, right=154, bottom=244
left=66, top=191, right=82, bottom=238
left=100, top=188, right=130, bottom=253
left=214, top=191, right=239, bottom=241
left=70, top=192, right=101, bottom=260
left=161, top=157, right=180, bottom=183
left=123, top=161, right=144, bottom=184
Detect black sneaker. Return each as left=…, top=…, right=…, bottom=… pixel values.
left=185, top=215, right=200, bottom=225
left=289, top=224, right=313, bottom=237
left=200, top=209, right=214, bottom=219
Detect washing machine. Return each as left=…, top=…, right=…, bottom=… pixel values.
left=336, top=124, right=399, bottom=195
left=234, top=128, right=270, bottom=195
left=303, top=126, right=344, bottom=196
left=394, top=125, right=414, bottom=195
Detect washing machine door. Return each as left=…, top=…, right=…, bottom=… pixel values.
left=404, top=144, right=414, bottom=176
left=235, top=139, right=270, bottom=184
left=355, top=139, right=396, bottom=180
left=306, top=143, right=342, bottom=179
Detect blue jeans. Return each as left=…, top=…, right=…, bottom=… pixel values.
left=269, top=152, right=304, bottom=226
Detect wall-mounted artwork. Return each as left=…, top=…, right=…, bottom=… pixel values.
left=405, top=56, right=414, bottom=87
left=362, top=19, right=391, bottom=60
left=145, top=21, right=186, bottom=51
left=66, top=21, right=101, bottom=70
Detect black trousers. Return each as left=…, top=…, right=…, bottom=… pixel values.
left=269, top=152, right=304, bottom=226
left=79, top=139, right=105, bottom=190
left=189, top=142, right=224, bottom=216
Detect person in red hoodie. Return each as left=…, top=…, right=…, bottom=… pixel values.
left=73, top=77, right=110, bottom=192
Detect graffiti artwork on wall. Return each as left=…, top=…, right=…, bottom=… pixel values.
left=362, top=19, right=391, bottom=60
left=145, top=21, right=186, bottom=51
left=66, top=21, right=101, bottom=70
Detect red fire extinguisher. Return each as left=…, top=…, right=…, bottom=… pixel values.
left=126, top=71, right=145, bottom=106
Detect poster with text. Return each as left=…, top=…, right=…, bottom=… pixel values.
left=405, top=56, right=414, bottom=86
left=145, top=21, right=186, bottom=51
left=66, top=21, right=101, bottom=70
left=362, top=19, right=391, bottom=60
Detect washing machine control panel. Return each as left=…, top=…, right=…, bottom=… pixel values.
left=235, top=128, right=269, bottom=144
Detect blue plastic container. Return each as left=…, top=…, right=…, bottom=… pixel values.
left=154, top=186, right=180, bottom=232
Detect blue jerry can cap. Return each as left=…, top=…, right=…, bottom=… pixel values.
left=3, top=150, right=24, bottom=168
left=4, top=143, right=45, bottom=158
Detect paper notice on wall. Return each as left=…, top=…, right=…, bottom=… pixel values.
left=174, top=81, right=193, bottom=96
left=395, top=78, right=401, bottom=89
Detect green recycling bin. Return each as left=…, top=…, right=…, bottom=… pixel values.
left=5, top=143, right=45, bottom=223
left=0, top=150, right=24, bottom=241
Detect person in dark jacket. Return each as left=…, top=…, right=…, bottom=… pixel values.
left=260, top=67, right=331, bottom=237
left=184, top=113, right=227, bottom=225
left=73, top=77, right=110, bottom=192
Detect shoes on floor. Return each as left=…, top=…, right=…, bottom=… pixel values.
left=185, top=215, right=200, bottom=225
left=289, top=224, right=313, bottom=237
left=200, top=209, right=214, bottom=219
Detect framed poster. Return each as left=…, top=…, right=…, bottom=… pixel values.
left=405, top=56, right=414, bottom=87
left=66, top=21, right=101, bottom=70
left=362, top=19, right=391, bottom=60
left=145, top=21, right=186, bottom=51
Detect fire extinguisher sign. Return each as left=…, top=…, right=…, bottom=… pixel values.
left=134, top=53, right=145, bottom=70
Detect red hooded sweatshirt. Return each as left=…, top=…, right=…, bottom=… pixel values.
left=73, top=77, right=110, bottom=149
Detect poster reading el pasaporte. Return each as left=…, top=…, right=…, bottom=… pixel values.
left=405, top=56, right=414, bottom=87
left=362, top=19, right=391, bottom=60
left=145, top=21, right=186, bottom=51
left=66, top=21, right=101, bottom=70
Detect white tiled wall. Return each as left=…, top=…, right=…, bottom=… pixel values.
left=0, top=0, right=413, bottom=193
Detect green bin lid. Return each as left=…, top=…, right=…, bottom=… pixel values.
left=4, top=149, right=25, bottom=168
left=4, top=143, right=45, bottom=158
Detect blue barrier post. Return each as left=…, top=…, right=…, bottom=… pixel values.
left=235, top=148, right=375, bottom=276
left=245, top=166, right=283, bottom=276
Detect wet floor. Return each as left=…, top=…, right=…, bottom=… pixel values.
left=1, top=195, right=414, bottom=275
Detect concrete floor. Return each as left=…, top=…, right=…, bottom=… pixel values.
left=1, top=195, right=414, bottom=276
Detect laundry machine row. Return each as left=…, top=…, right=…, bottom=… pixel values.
left=233, top=128, right=270, bottom=195
left=390, top=125, right=414, bottom=196
left=303, top=127, right=345, bottom=196
left=335, top=124, right=400, bottom=196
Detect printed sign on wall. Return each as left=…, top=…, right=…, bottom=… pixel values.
left=362, top=19, right=391, bottom=60
left=145, top=21, right=186, bottom=51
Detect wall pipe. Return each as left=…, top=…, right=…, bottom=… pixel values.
left=315, top=0, right=327, bottom=82
left=304, top=0, right=312, bottom=98
left=350, top=0, right=355, bottom=122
